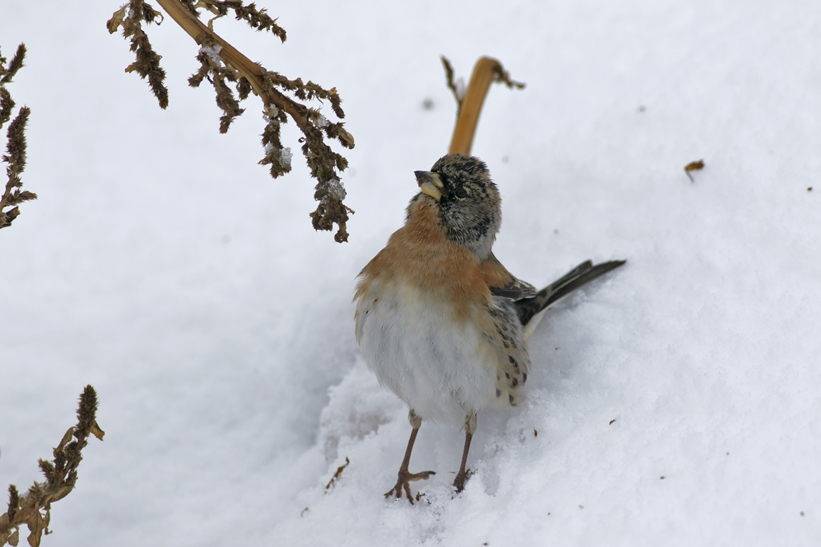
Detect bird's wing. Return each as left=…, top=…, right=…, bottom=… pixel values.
left=516, top=259, right=626, bottom=336
left=479, top=253, right=537, bottom=301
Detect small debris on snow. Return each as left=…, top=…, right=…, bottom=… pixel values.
left=325, top=457, right=350, bottom=491
left=685, top=159, right=705, bottom=182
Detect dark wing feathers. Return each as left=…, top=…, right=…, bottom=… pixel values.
left=515, top=260, right=626, bottom=326
left=489, top=278, right=538, bottom=300
left=481, top=253, right=538, bottom=300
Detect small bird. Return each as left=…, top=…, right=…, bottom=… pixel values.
left=354, top=153, right=624, bottom=501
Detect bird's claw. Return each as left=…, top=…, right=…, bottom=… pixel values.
left=452, top=468, right=474, bottom=493
left=384, top=469, right=436, bottom=503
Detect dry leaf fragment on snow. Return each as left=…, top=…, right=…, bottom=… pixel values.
left=684, top=159, right=705, bottom=182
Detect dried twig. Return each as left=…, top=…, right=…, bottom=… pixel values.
left=324, top=457, right=350, bottom=492
left=108, top=0, right=354, bottom=242
left=0, top=43, right=36, bottom=230
left=106, top=1, right=168, bottom=109
left=442, top=56, right=525, bottom=155
left=1, top=386, right=105, bottom=547
left=684, top=159, right=704, bottom=182
left=440, top=56, right=464, bottom=116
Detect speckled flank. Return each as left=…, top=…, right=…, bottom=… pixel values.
left=486, top=296, right=530, bottom=407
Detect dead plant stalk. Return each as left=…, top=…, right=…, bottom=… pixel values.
left=447, top=57, right=524, bottom=155
left=155, top=0, right=309, bottom=136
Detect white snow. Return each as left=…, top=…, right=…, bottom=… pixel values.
left=314, top=113, right=329, bottom=128
left=278, top=146, right=293, bottom=169
left=199, top=44, right=223, bottom=66
left=321, top=177, right=345, bottom=201
left=262, top=143, right=291, bottom=169
left=1, top=1, right=820, bottom=546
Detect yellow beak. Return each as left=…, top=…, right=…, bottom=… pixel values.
left=414, top=171, right=444, bottom=202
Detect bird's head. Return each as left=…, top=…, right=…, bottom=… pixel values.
left=411, top=153, right=501, bottom=259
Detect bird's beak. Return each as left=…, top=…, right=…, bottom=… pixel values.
left=415, top=171, right=444, bottom=202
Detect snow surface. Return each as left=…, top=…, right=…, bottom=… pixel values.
left=1, top=1, right=820, bottom=545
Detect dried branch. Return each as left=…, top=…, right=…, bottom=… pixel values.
left=187, top=40, right=246, bottom=133
left=107, top=0, right=168, bottom=109
left=0, top=44, right=36, bottom=231
left=443, top=56, right=525, bottom=155
left=108, top=0, right=354, bottom=242
left=0, top=88, right=14, bottom=129
left=1, top=386, right=105, bottom=547
left=0, top=44, right=26, bottom=86
left=440, top=56, right=464, bottom=116
left=193, top=0, right=286, bottom=39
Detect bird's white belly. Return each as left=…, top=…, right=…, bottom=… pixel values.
left=356, top=283, right=500, bottom=428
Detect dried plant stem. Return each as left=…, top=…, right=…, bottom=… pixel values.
left=118, top=0, right=353, bottom=241
left=1, top=386, right=104, bottom=547
left=448, top=57, right=499, bottom=155
left=156, top=0, right=311, bottom=145
left=448, top=57, right=524, bottom=155
left=0, top=42, right=36, bottom=230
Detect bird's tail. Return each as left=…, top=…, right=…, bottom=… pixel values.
left=516, top=259, right=626, bottom=341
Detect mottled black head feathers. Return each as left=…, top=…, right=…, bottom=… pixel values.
left=411, top=153, right=502, bottom=259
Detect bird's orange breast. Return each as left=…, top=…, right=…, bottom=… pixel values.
left=356, top=199, right=493, bottom=323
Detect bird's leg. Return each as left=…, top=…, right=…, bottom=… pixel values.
left=385, top=409, right=435, bottom=503
left=453, top=412, right=477, bottom=493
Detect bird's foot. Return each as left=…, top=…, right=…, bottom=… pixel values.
left=452, top=468, right=474, bottom=493
left=384, top=469, right=435, bottom=503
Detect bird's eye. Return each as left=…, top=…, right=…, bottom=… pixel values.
left=455, top=187, right=468, bottom=199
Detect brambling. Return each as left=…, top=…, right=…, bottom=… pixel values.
left=354, top=153, right=625, bottom=502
